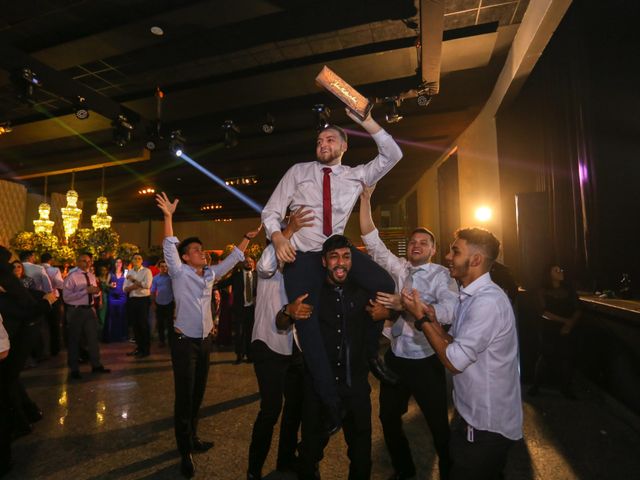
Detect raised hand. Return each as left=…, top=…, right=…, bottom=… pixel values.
left=359, top=182, right=376, bottom=202
left=401, top=288, right=427, bottom=319
left=244, top=224, right=262, bottom=240
left=155, top=192, right=179, bottom=217
left=375, top=291, right=402, bottom=311
left=273, top=232, right=297, bottom=263
left=287, top=208, right=315, bottom=233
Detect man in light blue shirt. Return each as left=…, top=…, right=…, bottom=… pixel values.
left=404, top=227, right=523, bottom=480
left=157, top=192, right=260, bottom=479
left=151, top=260, right=174, bottom=347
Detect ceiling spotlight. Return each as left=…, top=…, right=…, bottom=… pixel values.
left=312, top=104, right=331, bottom=131
left=169, top=129, right=185, bottom=156
left=138, top=187, right=156, bottom=195
left=112, top=114, right=134, bottom=147
left=416, top=93, right=432, bottom=107
left=150, top=26, right=164, bottom=36
left=384, top=97, right=403, bottom=124
left=200, top=203, right=223, bottom=212
left=261, top=114, right=275, bottom=134
left=11, top=67, right=42, bottom=103
left=222, top=120, right=239, bottom=148
left=74, top=96, right=89, bottom=120
left=0, top=121, right=12, bottom=136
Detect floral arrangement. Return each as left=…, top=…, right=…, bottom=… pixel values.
left=10, top=231, right=59, bottom=257
left=117, top=242, right=140, bottom=262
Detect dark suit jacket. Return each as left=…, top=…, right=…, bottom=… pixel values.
left=217, top=267, right=257, bottom=315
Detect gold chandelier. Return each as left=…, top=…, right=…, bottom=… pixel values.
left=61, top=172, right=82, bottom=239
left=33, top=176, right=54, bottom=235
left=91, top=168, right=112, bottom=229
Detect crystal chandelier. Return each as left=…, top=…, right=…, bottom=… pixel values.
left=91, top=168, right=112, bottom=229
left=61, top=172, right=82, bottom=239
left=33, top=176, right=54, bottom=234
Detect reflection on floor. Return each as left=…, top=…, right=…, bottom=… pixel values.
left=6, top=343, right=640, bottom=479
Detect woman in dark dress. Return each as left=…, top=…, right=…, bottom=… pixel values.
left=103, top=258, right=128, bottom=342
left=529, top=264, right=582, bottom=398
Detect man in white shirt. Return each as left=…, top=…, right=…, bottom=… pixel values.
left=403, top=228, right=523, bottom=480
left=359, top=185, right=457, bottom=480
left=261, top=110, right=401, bottom=433
left=20, top=251, right=52, bottom=294
left=124, top=253, right=153, bottom=358
left=41, top=253, right=64, bottom=356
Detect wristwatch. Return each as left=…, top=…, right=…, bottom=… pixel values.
left=414, top=315, right=432, bottom=330
left=280, top=304, right=291, bottom=318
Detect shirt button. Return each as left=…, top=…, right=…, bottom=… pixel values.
left=335, top=377, right=339, bottom=381
left=336, top=298, right=340, bottom=302
left=337, top=329, right=341, bottom=333
left=337, top=314, right=341, bottom=318
left=337, top=345, right=340, bottom=350
left=337, top=362, right=341, bottom=366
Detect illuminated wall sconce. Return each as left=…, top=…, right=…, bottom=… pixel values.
left=138, top=187, right=156, bottom=195
left=474, top=206, right=492, bottom=223
left=224, top=175, right=258, bottom=186
left=201, top=203, right=223, bottom=212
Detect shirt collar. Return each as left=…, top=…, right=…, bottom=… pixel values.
left=459, top=271, right=492, bottom=297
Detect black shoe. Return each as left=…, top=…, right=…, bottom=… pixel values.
left=247, top=472, right=261, bottom=480
left=192, top=437, right=214, bottom=452
left=69, top=370, right=82, bottom=380
left=92, top=365, right=111, bottom=374
left=244, top=357, right=253, bottom=364
left=234, top=357, right=242, bottom=365
left=369, top=357, right=400, bottom=385
left=134, top=351, right=150, bottom=358
left=126, top=349, right=139, bottom=356
left=322, top=403, right=345, bottom=437
left=180, top=453, right=195, bottom=478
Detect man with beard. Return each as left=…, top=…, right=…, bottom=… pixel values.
left=403, top=228, right=523, bottom=480
left=277, top=235, right=390, bottom=480
left=262, top=110, right=401, bottom=435
left=359, top=185, right=457, bottom=480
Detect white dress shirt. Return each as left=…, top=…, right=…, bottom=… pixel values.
left=123, top=267, right=153, bottom=297
left=445, top=272, right=523, bottom=440
left=22, top=262, right=52, bottom=293
left=43, top=263, right=64, bottom=299
left=361, top=228, right=458, bottom=359
left=63, top=269, right=100, bottom=306
left=164, top=236, right=244, bottom=339
left=262, top=129, right=402, bottom=252
left=252, top=244, right=293, bottom=356
left=0, top=313, right=9, bottom=355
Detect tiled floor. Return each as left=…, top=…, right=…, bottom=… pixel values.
left=6, top=342, right=640, bottom=479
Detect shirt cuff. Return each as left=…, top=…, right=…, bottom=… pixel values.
left=164, top=236, right=180, bottom=245
left=433, top=303, right=451, bottom=325
left=230, top=246, right=245, bottom=261
left=445, top=342, right=472, bottom=373
left=361, top=228, right=380, bottom=247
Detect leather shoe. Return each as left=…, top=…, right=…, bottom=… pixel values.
left=192, top=437, right=214, bottom=452
left=369, top=357, right=400, bottom=385
left=180, top=453, right=195, bottom=478
left=233, top=357, right=242, bottom=365
left=92, top=365, right=111, bottom=374
left=134, top=351, right=150, bottom=358
left=322, top=403, right=345, bottom=437
left=69, top=370, right=82, bottom=380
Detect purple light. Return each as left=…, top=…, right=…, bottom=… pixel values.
left=343, top=128, right=447, bottom=153
left=578, top=160, right=589, bottom=185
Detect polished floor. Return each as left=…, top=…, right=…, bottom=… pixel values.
left=6, top=342, right=640, bottom=480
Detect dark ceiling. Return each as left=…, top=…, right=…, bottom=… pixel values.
left=0, top=0, right=529, bottom=222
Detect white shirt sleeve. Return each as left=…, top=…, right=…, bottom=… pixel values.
left=446, top=295, right=504, bottom=372
left=163, top=236, right=185, bottom=279
left=261, top=165, right=297, bottom=241
left=0, top=314, right=9, bottom=355
left=256, top=244, right=279, bottom=279
left=431, top=272, right=459, bottom=326
left=356, top=129, right=403, bottom=186
left=212, top=247, right=245, bottom=280
left=361, top=228, right=406, bottom=283
left=51, top=267, right=64, bottom=290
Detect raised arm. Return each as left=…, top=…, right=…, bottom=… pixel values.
left=359, top=183, right=376, bottom=236
left=156, top=192, right=184, bottom=276
left=156, top=192, right=178, bottom=238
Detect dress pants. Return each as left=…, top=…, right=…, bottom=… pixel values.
left=128, top=296, right=151, bottom=355
left=248, top=340, right=304, bottom=475
left=379, top=350, right=451, bottom=480
left=170, top=332, right=212, bottom=455
left=48, top=297, right=64, bottom=356
left=233, top=305, right=255, bottom=360
left=156, top=301, right=175, bottom=345
left=283, top=247, right=394, bottom=407
left=299, top=375, right=372, bottom=480
left=66, top=306, right=101, bottom=371
left=449, top=414, right=514, bottom=480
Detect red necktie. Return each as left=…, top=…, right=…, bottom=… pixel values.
left=322, top=167, right=332, bottom=237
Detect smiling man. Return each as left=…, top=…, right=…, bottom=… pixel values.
left=403, top=228, right=523, bottom=480
left=359, top=185, right=457, bottom=480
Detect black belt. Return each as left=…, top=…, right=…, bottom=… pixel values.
left=66, top=304, right=92, bottom=309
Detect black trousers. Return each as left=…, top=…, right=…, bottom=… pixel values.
left=379, top=350, right=451, bottom=480
left=233, top=305, right=255, bottom=360
left=170, top=332, right=213, bottom=455
left=283, top=248, right=393, bottom=406
left=248, top=340, right=304, bottom=475
left=48, top=297, right=64, bottom=356
left=128, top=297, right=151, bottom=355
left=156, top=301, right=175, bottom=345
left=299, top=375, right=372, bottom=480
left=66, top=307, right=101, bottom=371
left=449, top=415, right=515, bottom=480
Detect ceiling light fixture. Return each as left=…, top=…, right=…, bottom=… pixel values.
left=384, top=96, right=403, bottom=124
left=74, top=96, right=89, bottom=120
left=200, top=203, right=223, bottom=212
left=261, top=114, right=275, bottom=134
left=33, top=176, right=54, bottom=235
left=169, top=129, right=185, bottom=156
left=138, top=187, right=156, bottom=195
left=91, top=167, right=112, bottom=230
left=150, top=26, right=164, bottom=36
left=0, top=121, right=12, bottom=136
left=61, top=172, right=82, bottom=239
left=312, top=104, right=331, bottom=131
left=224, top=175, right=258, bottom=187
left=12, top=67, right=42, bottom=103
left=222, top=120, right=239, bottom=148
left=112, top=114, right=134, bottom=147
